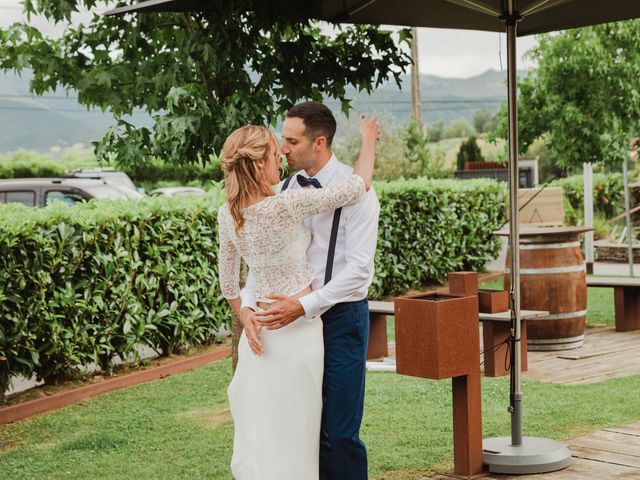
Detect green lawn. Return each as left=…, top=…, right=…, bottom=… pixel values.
left=2, top=358, right=639, bottom=480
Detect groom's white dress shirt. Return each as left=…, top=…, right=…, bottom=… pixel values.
left=240, top=154, right=380, bottom=319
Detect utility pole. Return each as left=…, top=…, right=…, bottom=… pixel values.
left=411, top=27, right=422, bottom=125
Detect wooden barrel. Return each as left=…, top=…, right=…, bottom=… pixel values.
left=505, top=233, right=587, bottom=351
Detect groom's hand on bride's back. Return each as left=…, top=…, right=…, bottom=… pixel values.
left=254, top=295, right=305, bottom=330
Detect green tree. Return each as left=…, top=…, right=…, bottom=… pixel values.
left=472, top=108, right=494, bottom=134
left=443, top=118, right=474, bottom=139
left=0, top=1, right=411, bottom=168
left=426, top=120, right=446, bottom=142
left=456, top=135, right=484, bottom=170
left=491, top=19, right=640, bottom=168
left=403, top=120, right=448, bottom=179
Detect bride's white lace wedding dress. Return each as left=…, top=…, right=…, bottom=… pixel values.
left=217, top=174, right=366, bottom=480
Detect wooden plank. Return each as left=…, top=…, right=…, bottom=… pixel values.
left=426, top=425, right=640, bottom=480
left=533, top=457, right=640, bottom=479
left=605, top=424, right=640, bottom=436
left=521, top=324, right=640, bottom=384
left=587, top=276, right=640, bottom=287
left=558, top=343, right=637, bottom=360
left=368, top=300, right=394, bottom=314
left=557, top=332, right=640, bottom=359
left=479, top=310, right=549, bottom=322
left=570, top=430, right=640, bottom=457
left=477, top=457, right=638, bottom=479
left=570, top=445, right=640, bottom=468
left=535, top=358, right=640, bottom=385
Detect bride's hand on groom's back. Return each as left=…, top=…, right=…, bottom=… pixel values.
left=254, top=295, right=305, bottom=330
left=241, top=307, right=263, bottom=355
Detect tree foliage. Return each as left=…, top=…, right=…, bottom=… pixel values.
left=443, top=118, right=474, bottom=139
left=491, top=19, right=640, bottom=168
left=472, top=108, right=497, bottom=134
left=456, top=135, right=484, bottom=170
left=0, top=1, right=411, bottom=168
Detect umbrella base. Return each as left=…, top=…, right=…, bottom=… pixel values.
left=482, top=436, right=572, bottom=474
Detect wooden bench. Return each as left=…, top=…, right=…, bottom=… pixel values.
left=586, top=276, right=640, bottom=332
left=367, top=300, right=393, bottom=359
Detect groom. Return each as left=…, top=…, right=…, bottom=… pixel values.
left=240, top=101, right=380, bottom=479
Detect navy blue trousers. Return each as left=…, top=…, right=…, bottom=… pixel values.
left=319, top=299, right=369, bottom=480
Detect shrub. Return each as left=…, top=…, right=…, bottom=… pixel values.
left=370, top=177, right=506, bottom=297
left=0, top=177, right=505, bottom=397
left=472, top=108, right=497, bottom=134
left=336, top=122, right=450, bottom=181
left=443, top=118, right=474, bottom=139
left=550, top=173, right=624, bottom=220
left=426, top=120, right=446, bottom=143
left=456, top=136, right=484, bottom=170
left=0, top=191, right=228, bottom=395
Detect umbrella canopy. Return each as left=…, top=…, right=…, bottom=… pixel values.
left=105, top=0, right=640, bottom=475
left=106, top=0, right=640, bottom=36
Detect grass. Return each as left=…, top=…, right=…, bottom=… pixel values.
left=0, top=278, right=622, bottom=479
left=2, top=357, right=640, bottom=480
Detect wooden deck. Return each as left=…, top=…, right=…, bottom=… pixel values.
left=383, top=322, right=640, bottom=479
left=523, top=324, right=640, bottom=384
left=427, top=421, right=640, bottom=480
left=381, top=323, right=640, bottom=384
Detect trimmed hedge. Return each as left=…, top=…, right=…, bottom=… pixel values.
left=370, top=178, right=505, bottom=297
left=0, top=191, right=228, bottom=397
left=0, top=177, right=505, bottom=397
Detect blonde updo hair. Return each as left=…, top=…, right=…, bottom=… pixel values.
left=221, top=125, right=278, bottom=232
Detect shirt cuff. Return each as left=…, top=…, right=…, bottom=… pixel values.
left=298, top=291, right=322, bottom=321
left=240, top=292, right=257, bottom=312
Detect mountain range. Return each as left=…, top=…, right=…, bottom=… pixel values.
left=0, top=68, right=525, bottom=154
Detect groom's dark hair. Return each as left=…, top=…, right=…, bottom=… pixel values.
left=286, top=101, right=337, bottom=147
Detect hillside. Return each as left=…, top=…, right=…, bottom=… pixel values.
left=0, top=68, right=526, bottom=153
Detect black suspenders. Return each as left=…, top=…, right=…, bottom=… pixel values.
left=281, top=175, right=341, bottom=285
left=281, top=175, right=294, bottom=191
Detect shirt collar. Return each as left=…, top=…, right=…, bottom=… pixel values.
left=300, top=154, right=337, bottom=187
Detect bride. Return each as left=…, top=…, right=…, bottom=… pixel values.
left=217, top=116, right=378, bottom=480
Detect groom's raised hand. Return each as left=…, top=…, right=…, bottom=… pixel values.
left=254, top=295, right=305, bottom=330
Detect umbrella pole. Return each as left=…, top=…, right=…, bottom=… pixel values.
left=482, top=6, right=572, bottom=475
left=505, top=17, right=523, bottom=448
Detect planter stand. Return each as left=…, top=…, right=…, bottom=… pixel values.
left=394, top=292, right=484, bottom=478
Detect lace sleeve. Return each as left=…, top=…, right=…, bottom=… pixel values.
left=217, top=206, right=241, bottom=299
left=284, top=175, right=366, bottom=221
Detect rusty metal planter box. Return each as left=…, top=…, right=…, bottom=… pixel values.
left=478, top=289, right=509, bottom=313
left=394, top=293, right=479, bottom=380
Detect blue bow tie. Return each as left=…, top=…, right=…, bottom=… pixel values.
left=297, top=174, right=322, bottom=189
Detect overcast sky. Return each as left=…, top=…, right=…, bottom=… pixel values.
left=0, top=1, right=538, bottom=78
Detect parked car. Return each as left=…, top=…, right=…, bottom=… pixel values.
left=149, top=187, right=206, bottom=197
left=63, top=167, right=142, bottom=193
left=0, top=178, right=144, bottom=208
